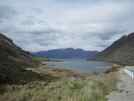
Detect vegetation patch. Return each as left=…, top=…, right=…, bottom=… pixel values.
left=32, top=56, right=49, bottom=62
left=0, top=72, right=118, bottom=101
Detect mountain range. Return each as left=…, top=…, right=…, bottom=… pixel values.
left=96, top=32, right=134, bottom=65
left=32, top=48, right=98, bottom=59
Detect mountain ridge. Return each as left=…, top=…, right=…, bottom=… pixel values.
left=96, top=32, right=134, bottom=65
left=32, top=48, right=98, bottom=59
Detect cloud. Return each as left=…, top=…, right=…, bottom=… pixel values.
left=0, top=5, right=17, bottom=19
left=0, top=0, right=134, bottom=52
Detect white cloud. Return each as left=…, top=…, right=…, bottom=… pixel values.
left=0, top=0, right=134, bottom=52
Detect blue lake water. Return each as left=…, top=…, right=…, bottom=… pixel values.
left=44, top=59, right=113, bottom=73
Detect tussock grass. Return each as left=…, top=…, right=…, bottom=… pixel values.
left=0, top=72, right=118, bottom=101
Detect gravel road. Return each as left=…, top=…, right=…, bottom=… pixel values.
left=108, top=69, right=134, bottom=101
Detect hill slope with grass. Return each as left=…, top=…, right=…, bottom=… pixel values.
left=0, top=33, right=34, bottom=66
left=96, top=32, right=134, bottom=65
left=0, top=33, right=43, bottom=84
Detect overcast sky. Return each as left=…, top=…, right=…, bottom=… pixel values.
left=0, top=0, right=134, bottom=52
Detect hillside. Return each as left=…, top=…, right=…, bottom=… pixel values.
left=96, top=32, right=134, bottom=65
left=0, top=33, right=42, bottom=84
left=0, top=33, right=34, bottom=66
left=33, top=48, right=98, bottom=59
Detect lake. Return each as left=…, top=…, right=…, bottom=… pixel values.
left=43, top=59, right=113, bottom=74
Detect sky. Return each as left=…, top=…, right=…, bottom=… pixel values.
left=0, top=0, right=134, bottom=52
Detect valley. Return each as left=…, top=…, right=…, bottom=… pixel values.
left=0, top=32, right=134, bottom=101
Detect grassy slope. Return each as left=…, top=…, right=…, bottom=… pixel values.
left=32, top=56, right=49, bottom=62
left=0, top=64, right=118, bottom=101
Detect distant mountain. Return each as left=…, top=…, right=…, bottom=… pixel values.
left=0, top=33, right=36, bottom=84
left=32, top=48, right=98, bottom=59
left=96, top=32, right=134, bottom=65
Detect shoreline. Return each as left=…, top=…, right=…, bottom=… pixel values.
left=41, top=59, right=117, bottom=75
left=39, top=60, right=122, bottom=77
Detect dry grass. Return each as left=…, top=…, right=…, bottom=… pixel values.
left=0, top=71, right=118, bottom=101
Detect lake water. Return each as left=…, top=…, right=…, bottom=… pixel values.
left=44, top=59, right=113, bottom=74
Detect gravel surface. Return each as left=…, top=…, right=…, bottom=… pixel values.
left=108, top=69, right=134, bottom=101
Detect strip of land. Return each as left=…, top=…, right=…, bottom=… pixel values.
left=108, top=68, right=134, bottom=101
